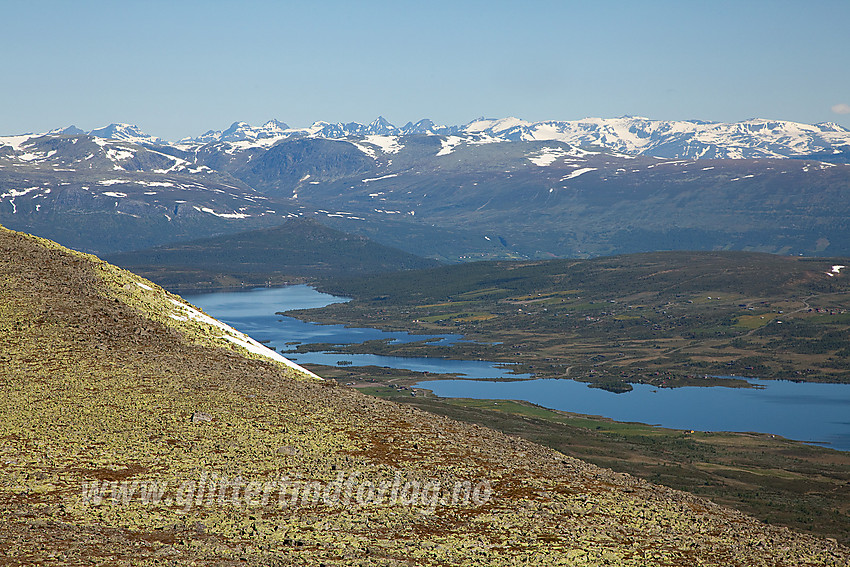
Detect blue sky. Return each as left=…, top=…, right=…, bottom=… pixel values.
left=3, top=0, right=849, bottom=140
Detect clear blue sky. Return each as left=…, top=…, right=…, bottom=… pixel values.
left=3, top=0, right=849, bottom=140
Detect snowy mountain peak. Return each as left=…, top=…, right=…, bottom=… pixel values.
left=88, top=123, right=163, bottom=145
left=261, top=119, right=290, bottom=132
left=182, top=119, right=293, bottom=145
left=367, top=116, right=398, bottom=135
left=47, top=125, right=86, bottom=136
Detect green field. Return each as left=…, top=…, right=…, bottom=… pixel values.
left=289, top=251, right=850, bottom=391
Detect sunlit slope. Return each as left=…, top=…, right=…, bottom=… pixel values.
left=0, top=225, right=847, bottom=565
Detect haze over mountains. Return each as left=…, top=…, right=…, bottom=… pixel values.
left=2, top=115, right=849, bottom=260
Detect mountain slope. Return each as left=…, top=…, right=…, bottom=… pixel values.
left=2, top=225, right=847, bottom=564
left=106, top=217, right=441, bottom=290
left=239, top=136, right=850, bottom=257
left=0, top=132, right=308, bottom=254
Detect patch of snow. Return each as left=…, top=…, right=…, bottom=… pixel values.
left=468, top=133, right=504, bottom=146
left=135, top=282, right=153, bottom=291
left=198, top=206, right=250, bottom=219
left=349, top=141, right=377, bottom=158
left=363, top=135, right=403, bottom=154
left=106, top=148, right=134, bottom=161
left=167, top=298, right=321, bottom=379
left=528, top=147, right=569, bottom=167
left=362, top=173, right=399, bottom=183
left=437, top=136, right=464, bottom=156
left=0, top=186, right=41, bottom=200
left=0, top=134, right=37, bottom=150
left=99, top=179, right=130, bottom=186
left=561, top=167, right=597, bottom=180
left=18, top=151, right=53, bottom=162
left=102, top=191, right=127, bottom=198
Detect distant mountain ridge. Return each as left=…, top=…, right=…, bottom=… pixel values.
left=1, top=114, right=850, bottom=260
left=6, top=115, right=850, bottom=160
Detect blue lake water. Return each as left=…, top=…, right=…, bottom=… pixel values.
left=183, top=285, right=530, bottom=381
left=185, top=286, right=850, bottom=451
left=417, top=378, right=850, bottom=450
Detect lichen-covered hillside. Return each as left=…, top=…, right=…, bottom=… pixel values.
left=0, top=225, right=847, bottom=566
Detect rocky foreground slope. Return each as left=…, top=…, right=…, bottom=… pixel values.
left=0, top=225, right=847, bottom=565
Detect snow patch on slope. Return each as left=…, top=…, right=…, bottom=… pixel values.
left=437, top=136, right=464, bottom=156
left=362, top=174, right=399, bottom=183
left=826, top=265, right=846, bottom=277
left=165, top=298, right=322, bottom=379
left=528, top=147, right=569, bottom=166
left=0, top=134, right=39, bottom=150
left=364, top=135, right=403, bottom=154
left=561, top=167, right=597, bottom=180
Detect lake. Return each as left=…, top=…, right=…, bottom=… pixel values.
left=417, top=378, right=850, bottom=450
left=186, top=285, right=850, bottom=451
left=183, top=285, right=531, bottom=381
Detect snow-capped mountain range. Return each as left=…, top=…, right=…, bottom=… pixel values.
left=43, top=123, right=165, bottom=145
left=2, top=114, right=850, bottom=260
left=4, top=116, right=850, bottom=161
left=176, top=116, right=850, bottom=160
